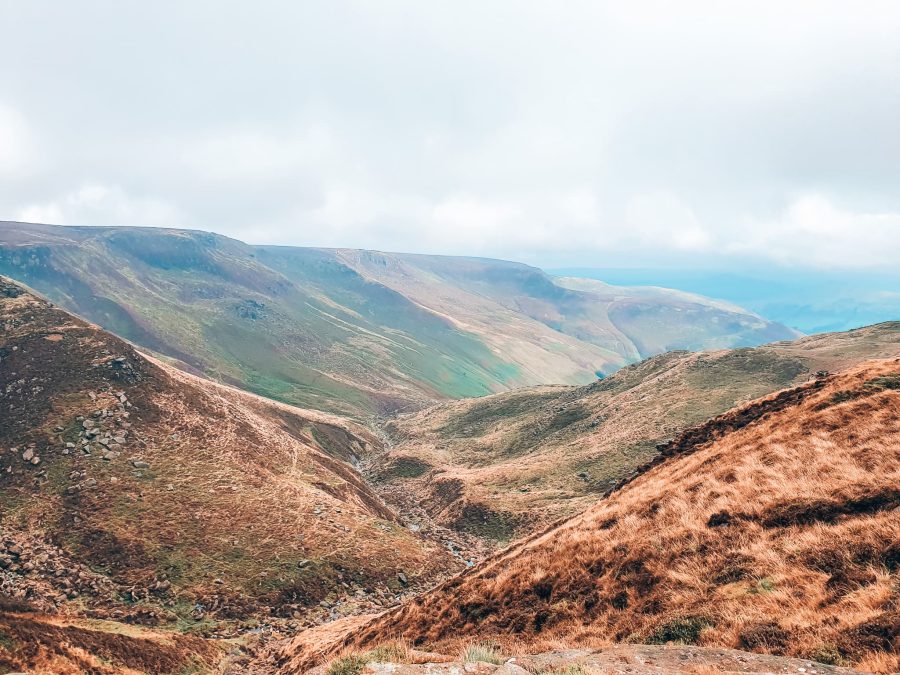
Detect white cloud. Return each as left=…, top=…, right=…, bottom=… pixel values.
left=16, top=202, right=63, bottom=225
left=0, top=105, right=41, bottom=178
left=181, top=125, right=339, bottom=185
left=15, top=184, right=183, bottom=228
left=0, top=2, right=899, bottom=271
left=432, top=196, right=522, bottom=244
left=731, top=195, right=900, bottom=268
left=624, top=192, right=711, bottom=252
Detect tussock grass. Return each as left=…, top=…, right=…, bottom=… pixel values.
left=325, top=655, right=368, bottom=675
left=460, top=642, right=505, bottom=664
left=325, top=642, right=412, bottom=674
left=645, top=616, right=711, bottom=645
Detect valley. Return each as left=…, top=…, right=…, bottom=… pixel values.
left=0, top=269, right=897, bottom=673
left=0, top=222, right=796, bottom=418
left=4, top=4, right=898, bottom=672
left=374, top=322, right=900, bottom=542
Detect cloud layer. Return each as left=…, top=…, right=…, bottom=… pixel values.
left=1, top=1, right=899, bottom=270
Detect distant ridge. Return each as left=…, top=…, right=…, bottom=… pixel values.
left=0, top=221, right=797, bottom=417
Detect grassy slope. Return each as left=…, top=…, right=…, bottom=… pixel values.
left=377, top=323, right=900, bottom=542
left=0, top=225, right=520, bottom=418
left=0, top=277, right=458, bottom=639
left=284, top=360, right=900, bottom=673
left=327, top=250, right=632, bottom=381
left=337, top=250, right=798, bottom=378
left=0, top=600, right=226, bottom=675
left=256, top=246, right=522, bottom=401
left=0, top=222, right=796, bottom=418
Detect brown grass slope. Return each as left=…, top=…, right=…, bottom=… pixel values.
left=375, top=324, right=900, bottom=542
left=0, top=597, right=223, bottom=675
left=0, top=276, right=458, bottom=640
left=281, top=360, right=900, bottom=672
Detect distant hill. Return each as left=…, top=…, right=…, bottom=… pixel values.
left=0, top=222, right=797, bottom=417
left=279, top=359, right=900, bottom=673
left=552, top=267, right=900, bottom=334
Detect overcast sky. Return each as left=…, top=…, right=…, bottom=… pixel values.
left=1, top=1, right=899, bottom=270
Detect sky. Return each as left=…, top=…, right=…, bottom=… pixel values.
left=1, top=1, right=899, bottom=270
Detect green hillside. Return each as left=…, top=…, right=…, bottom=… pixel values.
left=0, top=222, right=797, bottom=417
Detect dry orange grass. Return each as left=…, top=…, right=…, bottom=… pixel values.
left=280, top=360, right=900, bottom=672
left=0, top=599, right=223, bottom=674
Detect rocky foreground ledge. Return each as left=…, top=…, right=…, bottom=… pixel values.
left=304, top=645, right=863, bottom=674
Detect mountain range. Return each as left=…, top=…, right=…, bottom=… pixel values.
left=0, top=222, right=796, bottom=418
left=555, top=267, right=900, bottom=335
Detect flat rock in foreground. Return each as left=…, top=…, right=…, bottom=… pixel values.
left=325, top=646, right=862, bottom=674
